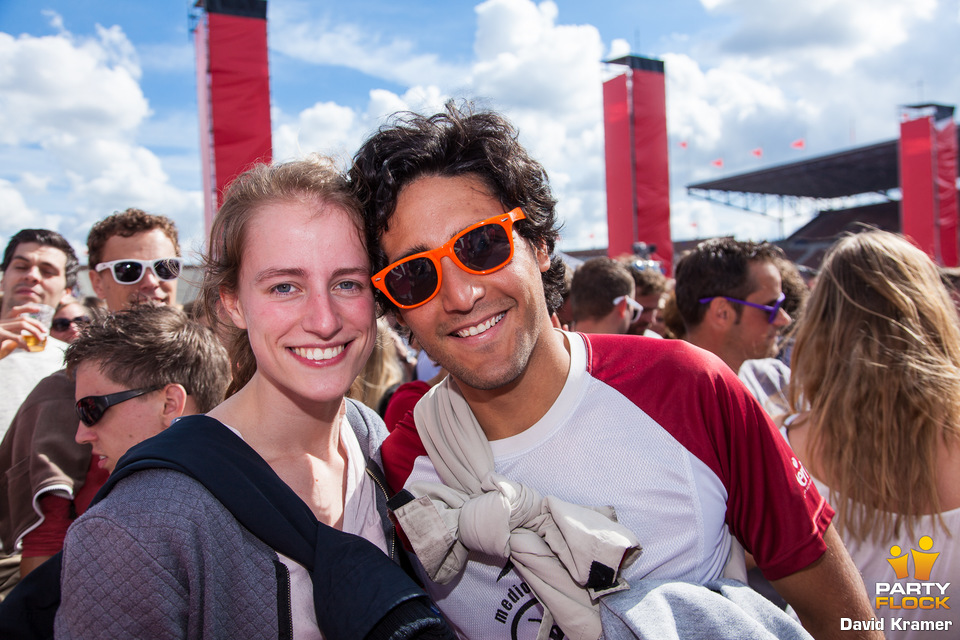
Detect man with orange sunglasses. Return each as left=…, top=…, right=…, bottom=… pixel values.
left=350, top=104, right=880, bottom=640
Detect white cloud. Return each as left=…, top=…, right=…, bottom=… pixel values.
left=0, top=180, right=43, bottom=238
left=5, top=0, right=958, bottom=257
left=0, top=34, right=147, bottom=146
left=0, top=17, right=201, bottom=256
left=703, top=0, right=937, bottom=71
left=268, top=2, right=467, bottom=88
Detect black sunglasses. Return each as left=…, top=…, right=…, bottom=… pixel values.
left=76, top=386, right=161, bottom=427
left=51, top=315, right=90, bottom=332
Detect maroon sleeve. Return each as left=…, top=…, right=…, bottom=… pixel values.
left=21, top=494, right=71, bottom=557
left=21, top=456, right=110, bottom=558
left=383, top=380, right=431, bottom=433
left=380, top=410, right=429, bottom=495
left=707, top=364, right=833, bottom=580
left=586, top=334, right=833, bottom=581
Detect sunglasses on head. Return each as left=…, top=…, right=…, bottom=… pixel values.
left=95, top=258, right=182, bottom=285
left=698, top=291, right=787, bottom=324
left=372, top=208, right=527, bottom=309
left=613, top=295, right=644, bottom=324
left=51, top=316, right=90, bottom=332
left=76, top=386, right=161, bottom=427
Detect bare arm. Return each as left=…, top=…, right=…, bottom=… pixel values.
left=771, top=524, right=883, bottom=640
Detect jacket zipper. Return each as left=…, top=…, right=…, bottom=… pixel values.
left=365, top=465, right=397, bottom=561
left=274, top=559, right=294, bottom=640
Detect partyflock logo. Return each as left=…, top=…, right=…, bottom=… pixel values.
left=844, top=535, right=953, bottom=633
left=875, top=535, right=948, bottom=610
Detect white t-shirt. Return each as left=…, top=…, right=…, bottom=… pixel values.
left=228, top=421, right=387, bottom=640
left=385, top=331, right=832, bottom=640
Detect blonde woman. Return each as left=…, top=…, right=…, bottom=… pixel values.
left=56, top=156, right=451, bottom=639
left=785, top=230, right=960, bottom=638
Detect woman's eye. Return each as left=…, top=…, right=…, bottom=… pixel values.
left=337, top=280, right=363, bottom=292
left=272, top=283, right=294, bottom=294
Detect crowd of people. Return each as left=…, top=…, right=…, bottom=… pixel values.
left=0, top=102, right=956, bottom=640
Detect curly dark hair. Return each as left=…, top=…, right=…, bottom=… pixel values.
left=349, top=101, right=566, bottom=314
left=2, top=228, right=80, bottom=290
left=674, top=237, right=786, bottom=329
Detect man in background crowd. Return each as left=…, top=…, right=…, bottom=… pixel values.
left=618, top=256, right=669, bottom=336
left=0, top=208, right=183, bottom=593
left=0, top=229, right=79, bottom=441
left=569, top=257, right=638, bottom=334
left=674, top=238, right=791, bottom=375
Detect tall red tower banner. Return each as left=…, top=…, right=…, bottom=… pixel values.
left=195, top=0, right=272, bottom=235
left=899, top=104, right=958, bottom=266
left=603, top=73, right=634, bottom=259
left=602, top=55, right=673, bottom=275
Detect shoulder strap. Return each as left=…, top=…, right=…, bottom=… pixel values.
left=100, top=414, right=317, bottom=567
left=101, top=415, right=453, bottom=640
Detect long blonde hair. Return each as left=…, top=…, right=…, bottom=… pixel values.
left=788, top=230, right=960, bottom=542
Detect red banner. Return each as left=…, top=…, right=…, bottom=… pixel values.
left=900, top=108, right=959, bottom=266
left=208, top=11, right=272, bottom=204
left=601, top=56, right=673, bottom=275
left=900, top=117, right=936, bottom=259
left=630, top=64, right=673, bottom=275
left=603, top=73, right=634, bottom=258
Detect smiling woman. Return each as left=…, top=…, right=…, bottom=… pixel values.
left=54, top=155, right=453, bottom=640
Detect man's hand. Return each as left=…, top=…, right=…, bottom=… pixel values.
left=0, top=303, right=49, bottom=351
left=772, top=524, right=884, bottom=639
left=0, top=339, right=16, bottom=360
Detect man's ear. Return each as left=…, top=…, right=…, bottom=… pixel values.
left=219, top=286, right=246, bottom=330
left=534, top=241, right=551, bottom=273
left=160, top=384, right=189, bottom=427
left=393, top=309, right=408, bottom=329
left=704, top=297, right=734, bottom=328
left=615, top=297, right=630, bottom=320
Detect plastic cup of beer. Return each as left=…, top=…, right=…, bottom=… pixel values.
left=21, top=304, right=55, bottom=352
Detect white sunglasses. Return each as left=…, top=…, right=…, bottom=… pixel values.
left=95, top=258, right=183, bottom=285
left=613, top=295, right=644, bottom=324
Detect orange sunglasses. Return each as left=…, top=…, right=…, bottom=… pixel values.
left=371, top=207, right=527, bottom=309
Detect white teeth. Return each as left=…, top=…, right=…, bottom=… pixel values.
left=456, top=313, right=505, bottom=338
left=292, top=345, right=344, bottom=361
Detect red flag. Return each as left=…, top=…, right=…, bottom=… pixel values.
left=711, top=158, right=724, bottom=168
left=790, top=138, right=806, bottom=150
left=751, top=147, right=763, bottom=158
left=678, top=140, right=688, bottom=149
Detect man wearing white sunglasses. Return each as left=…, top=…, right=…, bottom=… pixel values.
left=87, top=209, right=181, bottom=310
left=0, top=208, right=182, bottom=586
left=568, top=257, right=639, bottom=335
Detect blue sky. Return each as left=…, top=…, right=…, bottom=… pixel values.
left=1, top=0, right=957, bottom=263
